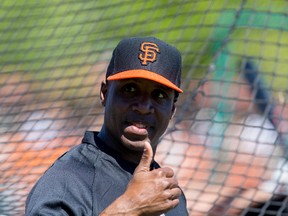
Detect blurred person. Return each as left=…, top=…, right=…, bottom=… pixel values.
left=193, top=61, right=288, bottom=215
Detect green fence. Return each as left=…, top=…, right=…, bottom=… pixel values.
left=1, top=1, right=288, bottom=215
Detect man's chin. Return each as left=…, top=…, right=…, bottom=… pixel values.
left=120, top=135, right=149, bottom=151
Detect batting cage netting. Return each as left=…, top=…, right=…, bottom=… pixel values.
left=1, top=0, right=288, bottom=215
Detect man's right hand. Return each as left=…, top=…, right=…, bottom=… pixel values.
left=100, top=141, right=181, bottom=216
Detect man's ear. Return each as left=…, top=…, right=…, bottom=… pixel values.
left=100, top=81, right=108, bottom=106
left=170, top=104, right=176, bottom=119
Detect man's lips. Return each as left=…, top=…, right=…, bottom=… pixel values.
left=131, top=122, right=148, bottom=129
left=126, top=122, right=149, bottom=134
left=123, top=121, right=152, bottom=140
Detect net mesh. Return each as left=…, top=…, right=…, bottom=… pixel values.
left=1, top=0, right=288, bottom=215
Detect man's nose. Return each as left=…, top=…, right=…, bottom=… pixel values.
left=132, top=95, right=154, bottom=114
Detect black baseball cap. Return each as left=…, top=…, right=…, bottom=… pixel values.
left=106, top=36, right=183, bottom=93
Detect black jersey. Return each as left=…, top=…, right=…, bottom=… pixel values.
left=25, top=131, right=188, bottom=216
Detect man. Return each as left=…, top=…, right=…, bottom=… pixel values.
left=25, top=36, right=188, bottom=215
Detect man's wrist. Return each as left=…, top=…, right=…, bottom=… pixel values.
left=99, top=196, right=140, bottom=216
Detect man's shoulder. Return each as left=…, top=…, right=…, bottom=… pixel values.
left=52, top=131, right=102, bottom=168
left=29, top=132, right=102, bottom=192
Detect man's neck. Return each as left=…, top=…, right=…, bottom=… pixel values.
left=97, top=127, right=144, bottom=164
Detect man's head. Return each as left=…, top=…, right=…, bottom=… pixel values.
left=99, top=37, right=182, bottom=161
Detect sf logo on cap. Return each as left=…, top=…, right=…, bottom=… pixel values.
left=139, top=42, right=160, bottom=65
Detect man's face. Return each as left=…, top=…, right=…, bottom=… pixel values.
left=101, top=78, right=176, bottom=152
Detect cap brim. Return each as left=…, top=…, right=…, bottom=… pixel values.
left=107, top=69, right=183, bottom=93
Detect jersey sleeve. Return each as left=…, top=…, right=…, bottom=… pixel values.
left=25, top=149, right=95, bottom=216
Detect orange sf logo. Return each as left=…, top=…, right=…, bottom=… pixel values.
left=139, top=42, right=160, bottom=65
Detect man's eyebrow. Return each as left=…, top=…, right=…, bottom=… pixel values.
left=117, top=78, right=173, bottom=92
left=155, top=84, right=173, bottom=92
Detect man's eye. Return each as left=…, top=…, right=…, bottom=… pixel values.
left=123, top=84, right=137, bottom=93
left=153, top=90, right=166, bottom=99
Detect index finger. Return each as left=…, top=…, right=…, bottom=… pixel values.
left=154, top=167, right=175, bottom=178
